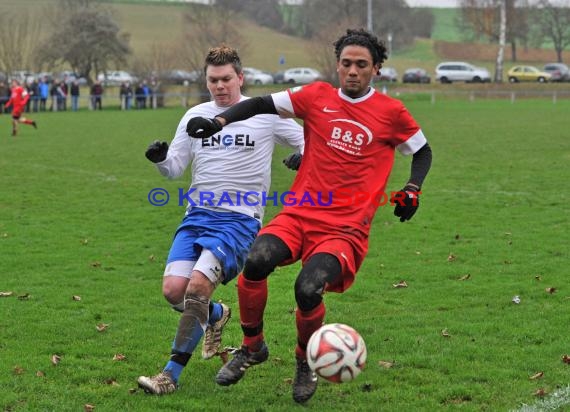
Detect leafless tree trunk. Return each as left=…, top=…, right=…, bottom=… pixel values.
left=0, top=11, right=43, bottom=76
left=534, top=0, right=570, bottom=63
left=179, top=5, right=249, bottom=102
left=495, top=0, right=507, bottom=82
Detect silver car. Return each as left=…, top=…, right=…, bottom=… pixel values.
left=435, top=61, right=491, bottom=84
left=283, top=67, right=322, bottom=84
left=243, top=67, right=274, bottom=85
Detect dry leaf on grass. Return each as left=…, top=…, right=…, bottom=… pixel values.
left=36, top=371, right=45, bottom=377
left=378, top=360, right=394, bottom=368
left=113, top=354, right=126, bottom=361
left=81, top=239, right=89, bottom=245
left=84, top=404, right=95, bottom=412
left=72, top=295, right=82, bottom=301
left=535, top=275, right=542, bottom=281
left=0, top=291, right=13, bottom=297
left=562, top=354, right=570, bottom=364
left=96, top=323, right=109, bottom=332
left=529, top=372, right=544, bottom=380
left=458, top=274, right=471, bottom=281
left=13, top=366, right=25, bottom=375
left=128, top=387, right=138, bottom=394
left=545, top=287, right=556, bottom=294
left=393, top=280, right=408, bottom=288
left=447, top=253, right=456, bottom=262
left=104, top=378, right=119, bottom=386
left=148, top=254, right=155, bottom=262
left=90, top=262, right=101, bottom=268
left=17, top=293, right=30, bottom=300
left=441, top=329, right=451, bottom=338
left=51, top=355, right=61, bottom=366
left=534, top=388, right=547, bottom=397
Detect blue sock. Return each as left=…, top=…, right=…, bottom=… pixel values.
left=164, top=361, right=185, bottom=383
left=209, top=302, right=223, bottom=325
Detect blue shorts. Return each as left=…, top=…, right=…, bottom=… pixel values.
left=167, top=207, right=260, bottom=284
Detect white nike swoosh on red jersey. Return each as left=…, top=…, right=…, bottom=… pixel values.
left=323, top=106, right=340, bottom=113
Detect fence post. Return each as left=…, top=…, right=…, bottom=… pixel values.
left=510, top=92, right=515, bottom=104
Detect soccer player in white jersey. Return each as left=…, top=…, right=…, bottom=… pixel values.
left=187, top=29, right=432, bottom=403
left=137, top=46, right=304, bottom=395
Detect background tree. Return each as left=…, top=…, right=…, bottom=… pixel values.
left=532, top=0, right=570, bottom=62
left=38, top=0, right=131, bottom=84
left=495, top=0, right=507, bottom=82
left=307, top=17, right=361, bottom=85
left=178, top=4, right=249, bottom=102
left=0, top=10, right=43, bottom=77
left=298, top=0, right=428, bottom=50
left=216, top=0, right=284, bottom=31
left=458, top=0, right=529, bottom=62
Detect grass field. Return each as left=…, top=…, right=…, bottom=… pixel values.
left=0, top=98, right=568, bottom=411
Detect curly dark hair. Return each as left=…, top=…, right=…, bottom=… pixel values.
left=333, top=28, right=388, bottom=67
left=204, top=45, right=242, bottom=74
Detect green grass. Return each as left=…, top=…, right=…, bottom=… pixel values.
left=1, top=99, right=569, bottom=411
left=430, top=8, right=465, bottom=42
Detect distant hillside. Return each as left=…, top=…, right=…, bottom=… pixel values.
left=1, top=0, right=565, bottom=77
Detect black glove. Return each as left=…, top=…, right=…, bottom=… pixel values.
left=391, top=185, right=420, bottom=222
left=186, top=117, right=223, bottom=139
left=145, top=140, right=168, bottom=163
left=283, top=153, right=302, bottom=171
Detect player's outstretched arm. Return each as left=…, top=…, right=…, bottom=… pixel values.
left=392, top=143, right=432, bottom=222
left=186, top=95, right=278, bottom=139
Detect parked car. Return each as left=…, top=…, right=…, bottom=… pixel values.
left=543, top=63, right=570, bottom=82
left=435, top=61, right=491, bottom=83
left=58, top=71, right=88, bottom=85
left=402, top=68, right=431, bottom=84
left=11, top=70, right=36, bottom=84
left=507, top=65, right=551, bottom=83
left=373, top=67, right=398, bottom=82
left=283, top=67, right=322, bottom=84
left=243, top=67, right=274, bottom=85
left=272, top=71, right=285, bottom=84
left=97, top=70, right=137, bottom=86
left=161, top=69, right=200, bottom=85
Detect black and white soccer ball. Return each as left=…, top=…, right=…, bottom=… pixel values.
left=306, top=323, right=367, bottom=383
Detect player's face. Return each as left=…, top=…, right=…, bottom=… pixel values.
left=337, top=45, right=380, bottom=98
left=206, top=64, right=244, bottom=107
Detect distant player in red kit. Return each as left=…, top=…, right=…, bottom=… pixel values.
left=6, top=79, right=37, bottom=136
left=187, top=28, right=432, bottom=403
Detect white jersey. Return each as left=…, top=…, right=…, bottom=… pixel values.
left=156, top=96, right=304, bottom=222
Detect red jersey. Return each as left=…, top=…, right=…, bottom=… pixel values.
left=271, top=81, right=426, bottom=238
left=6, top=86, right=30, bottom=111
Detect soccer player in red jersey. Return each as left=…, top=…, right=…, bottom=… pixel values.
left=6, top=79, right=37, bottom=136
left=187, top=28, right=432, bottom=403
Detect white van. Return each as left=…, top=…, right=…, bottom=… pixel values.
left=435, top=62, right=491, bottom=84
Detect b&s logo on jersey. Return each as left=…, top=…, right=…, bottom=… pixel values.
left=201, top=134, right=255, bottom=150
left=327, top=119, right=373, bottom=156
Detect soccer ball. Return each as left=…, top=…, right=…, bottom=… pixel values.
left=306, top=323, right=367, bottom=383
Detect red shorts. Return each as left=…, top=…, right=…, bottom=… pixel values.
left=11, top=107, right=23, bottom=119
left=259, top=211, right=368, bottom=293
